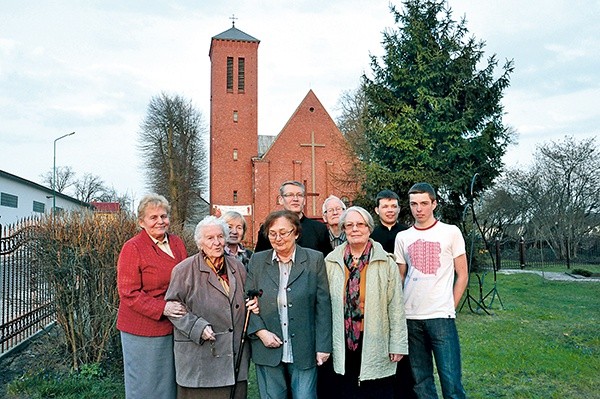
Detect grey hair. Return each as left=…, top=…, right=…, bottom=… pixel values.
left=137, top=193, right=170, bottom=221
left=339, top=206, right=375, bottom=233
left=279, top=180, right=305, bottom=196
left=194, top=215, right=230, bottom=249
left=220, top=210, right=247, bottom=235
left=322, top=195, right=346, bottom=215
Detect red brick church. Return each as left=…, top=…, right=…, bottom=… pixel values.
left=209, top=23, right=359, bottom=246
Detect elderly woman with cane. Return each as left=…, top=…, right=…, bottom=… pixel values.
left=165, top=215, right=259, bottom=399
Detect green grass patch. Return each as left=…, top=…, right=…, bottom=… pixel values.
left=458, top=273, right=600, bottom=398
left=7, top=363, right=124, bottom=399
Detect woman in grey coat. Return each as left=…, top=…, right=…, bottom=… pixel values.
left=165, top=216, right=258, bottom=399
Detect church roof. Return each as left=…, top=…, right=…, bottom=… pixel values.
left=212, top=26, right=259, bottom=43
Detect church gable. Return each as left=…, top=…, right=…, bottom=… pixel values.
left=256, top=90, right=358, bottom=218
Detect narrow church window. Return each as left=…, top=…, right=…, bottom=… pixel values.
left=238, top=57, right=245, bottom=92
left=227, top=57, right=234, bottom=92
left=233, top=110, right=238, bottom=122
left=233, top=149, right=238, bottom=161
left=233, top=190, right=238, bottom=203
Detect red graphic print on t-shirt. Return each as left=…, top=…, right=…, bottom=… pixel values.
left=407, top=239, right=441, bottom=275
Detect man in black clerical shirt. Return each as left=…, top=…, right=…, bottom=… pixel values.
left=370, top=189, right=408, bottom=254
left=254, top=180, right=332, bottom=256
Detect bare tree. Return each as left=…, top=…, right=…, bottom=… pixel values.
left=138, top=92, right=208, bottom=227
left=491, top=136, right=600, bottom=261
left=336, top=85, right=370, bottom=161
left=476, top=177, right=524, bottom=242
left=40, top=166, right=76, bottom=193
left=74, top=173, right=107, bottom=203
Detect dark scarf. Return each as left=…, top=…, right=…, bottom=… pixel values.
left=343, top=240, right=372, bottom=351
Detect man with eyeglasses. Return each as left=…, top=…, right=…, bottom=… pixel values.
left=322, top=195, right=347, bottom=249
left=255, top=180, right=332, bottom=256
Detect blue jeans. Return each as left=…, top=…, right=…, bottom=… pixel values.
left=255, top=362, right=317, bottom=399
left=407, top=318, right=466, bottom=399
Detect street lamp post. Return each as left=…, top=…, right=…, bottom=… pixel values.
left=53, top=132, right=75, bottom=214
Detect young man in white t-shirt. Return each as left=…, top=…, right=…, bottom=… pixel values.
left=394, top=182, right=468, bottom=399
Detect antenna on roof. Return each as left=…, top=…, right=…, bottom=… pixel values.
left=230, top=14, right=238, bottom=27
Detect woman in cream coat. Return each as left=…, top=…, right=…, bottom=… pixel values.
left=324, top=206, right=408, bottom=398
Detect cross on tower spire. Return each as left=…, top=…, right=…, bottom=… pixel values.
left=229, top=14, right=238, bottom=27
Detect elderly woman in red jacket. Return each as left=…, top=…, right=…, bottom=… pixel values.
left=117, top=194, right=188, bottom=399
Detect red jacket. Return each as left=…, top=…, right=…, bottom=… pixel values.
left=117, top=229, right=188, bottom=336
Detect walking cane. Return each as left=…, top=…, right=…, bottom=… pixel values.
left=230, top=289, right=262, bottom=399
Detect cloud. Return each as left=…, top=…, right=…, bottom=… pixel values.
left=0, top=0, right=598, bottom=197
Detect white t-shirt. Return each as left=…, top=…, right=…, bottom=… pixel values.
left=394, top=220, right=465, bottom=320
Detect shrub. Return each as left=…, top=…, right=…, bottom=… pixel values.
left=35, top=211, right=138, bottom=370
left=572, top=268, right=593, bottom=277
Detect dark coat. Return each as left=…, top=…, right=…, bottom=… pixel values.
left=165, top=254, right=249, bottom=388
left=254, top=215, right=332, bottom=256
left=370, top=222, right=408, bottom=254
left=245, top=245, right=333, bottom=370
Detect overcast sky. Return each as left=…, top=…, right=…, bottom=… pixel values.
left=1, top=0, right=598, bottom=204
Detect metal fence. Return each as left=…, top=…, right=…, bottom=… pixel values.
left=490, top=236, right=600, bottom=270
left=0, top=217, right=54, bottom=355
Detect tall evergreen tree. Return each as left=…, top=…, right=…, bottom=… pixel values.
left=138, top=93, right=208, bottom=227
left=361, top=0, right=514, bottom=223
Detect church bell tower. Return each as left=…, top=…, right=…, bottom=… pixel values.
left=209, top=22, right=259, bottom=219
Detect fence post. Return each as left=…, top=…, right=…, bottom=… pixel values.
left=519, top=236, right=525, bottom=269
left=566, top=236, right=571, bottom=269
left=495, top=237, right=501, bottom=271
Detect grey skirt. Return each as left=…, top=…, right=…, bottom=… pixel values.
left=121, top=331, right=176, bottom=399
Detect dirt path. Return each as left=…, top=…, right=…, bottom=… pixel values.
left=498, top=268, right=600, bottom=282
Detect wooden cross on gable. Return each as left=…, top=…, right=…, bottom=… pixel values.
left=300, top=130, right=325, bottom=215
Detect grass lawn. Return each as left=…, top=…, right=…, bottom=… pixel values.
left=5, top=270, right=599, bottom=398
left=457, top=271, right=599, bottom=398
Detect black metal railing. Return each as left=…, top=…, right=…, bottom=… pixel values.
left=0, top=217, right=54, bottom=355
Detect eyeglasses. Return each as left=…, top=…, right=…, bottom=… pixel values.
left=268, top=229, right=295, bottom=240
left=326, top=207, right=344, bottom=214
left=344, top=222, right=368, bottom=230
left=281, top=193, right=305, bottom=199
